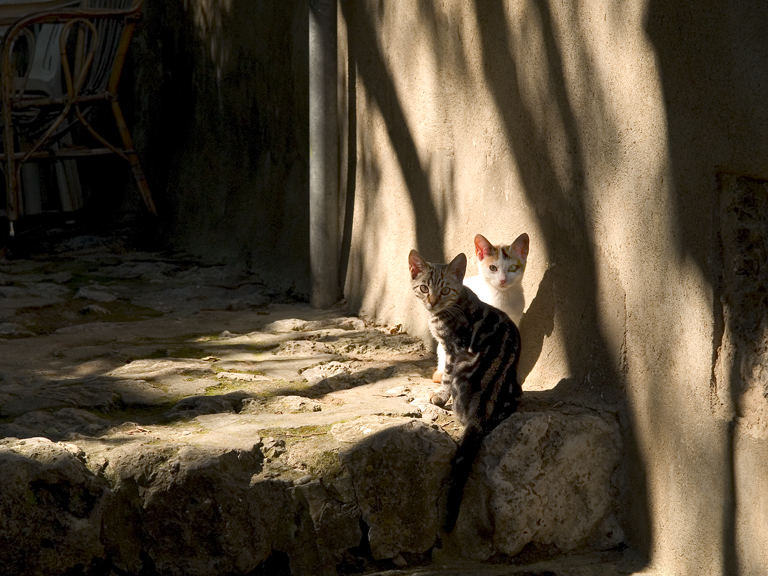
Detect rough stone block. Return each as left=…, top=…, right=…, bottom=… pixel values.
left=0, top=437, right=107, bottom=575
left=102, top=442, right=315, bottom=576
left=456, top=411, right=623, bottom=560
left=338, top=417, right=455, bottom=561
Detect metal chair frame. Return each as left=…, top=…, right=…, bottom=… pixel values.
left=0, top=0, right=155, bottom=235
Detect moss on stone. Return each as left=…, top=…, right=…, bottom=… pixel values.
left=203, top=380, right=246, bottom=396
left=305, top=448, right=342, bottom=478
left=254, top=424, right=343, bottom=479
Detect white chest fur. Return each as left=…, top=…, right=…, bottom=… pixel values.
left=463, top=275, right=524, bottom=324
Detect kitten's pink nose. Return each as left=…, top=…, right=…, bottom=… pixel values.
left=428, top=294, right=439, bottom=307
left=499, top=278, right=506, bottom=286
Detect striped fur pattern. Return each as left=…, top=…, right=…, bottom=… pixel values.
left=408, top=249, right=522, bottom=531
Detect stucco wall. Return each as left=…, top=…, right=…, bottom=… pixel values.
left=340, top=1, right=768, bottom=574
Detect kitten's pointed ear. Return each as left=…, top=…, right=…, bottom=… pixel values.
left=448, top=253, right=467, bottom=281
left=511, top=233, right=530, bottom=260
left=474, top=234, right=495, bottom=261
left=409, top=250, right=426, bottom=279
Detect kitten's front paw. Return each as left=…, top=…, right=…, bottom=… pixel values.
left=430, top=391, right=449, bottom=407
left=432, top=369, right=443, bottom=383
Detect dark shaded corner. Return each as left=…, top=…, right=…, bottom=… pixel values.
left=134, top=1, right=311, bottom=297
left=338, top=17, right=357, bottom=292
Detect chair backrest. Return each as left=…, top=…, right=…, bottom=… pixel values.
left=0, top=1, right=78, bottom=27
left=74, top=0, right=139, bottom=96
left=2, top=0, right=142, bottom=103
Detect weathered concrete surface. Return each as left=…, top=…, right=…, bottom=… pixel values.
left=0, top=235, right=630, bottom=575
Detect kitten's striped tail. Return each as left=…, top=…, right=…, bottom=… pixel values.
left=445, top=422, right=485, bottom=532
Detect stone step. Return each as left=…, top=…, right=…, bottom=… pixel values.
left=1, top=402, right=623, bottom=576
left=0, top=241, right=628, bottom=575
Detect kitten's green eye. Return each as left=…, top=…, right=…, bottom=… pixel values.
left=509, top=265, right=519, bottom=272
left=440, top=287, right=450, bottom=296
left=489, top=265, right=498, bottom=272
left=419, top=285, right=429, bottom=294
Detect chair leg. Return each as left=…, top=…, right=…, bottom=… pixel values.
left=111, top=99, right=156, bottom=215
left=2, top=106, right=20, bottom=235
left=5, top=165, right=22, bottom=239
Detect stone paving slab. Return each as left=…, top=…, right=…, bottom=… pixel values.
left=0, top=233, right=642, bottom=576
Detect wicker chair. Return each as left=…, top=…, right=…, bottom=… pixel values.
left=0, top=0, right=155, bottom=236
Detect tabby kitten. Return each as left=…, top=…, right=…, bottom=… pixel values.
left=409, top=249, right=522, bottom=531
left=434, top=232, right=529, bottom=383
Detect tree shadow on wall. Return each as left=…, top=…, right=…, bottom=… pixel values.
left=646, top=3, right=768, bottom=573
left=340, top=1, right=445, bottom=266
left=341, top=0, right=652, bottom=560
left=471, top=0, right=653, bottom=560
left=517, top=266, right=555, bottom=382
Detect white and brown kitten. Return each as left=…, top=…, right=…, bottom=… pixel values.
left=433, top=232, right=529, bottom=382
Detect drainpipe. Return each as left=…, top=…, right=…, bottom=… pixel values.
left=309, top=0, right=341, bottom=307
